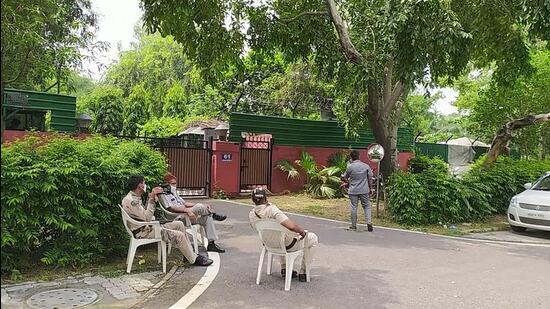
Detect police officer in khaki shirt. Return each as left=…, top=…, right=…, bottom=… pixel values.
left=249, top=187, right=318, bottom=282
left=121, top=175, right=213, bottom=266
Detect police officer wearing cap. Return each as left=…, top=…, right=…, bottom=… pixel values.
left=248, top=187, right=318, bottom=282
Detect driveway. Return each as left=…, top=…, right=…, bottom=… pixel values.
left=142, top=200, right=550, bottom=309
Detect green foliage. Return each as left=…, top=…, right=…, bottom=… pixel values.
left=1, top=135, right=167, bottom=273
left=163, top=83, right=188, bottom=118
left=464, top=156, right=550, bottom=213
left=123, top=85, right=150, bottom=136
left=455, top=50, right=550, bottom=158
left=409, top=155, right=449, bottom=174
left=327, top=151, right=350, bottom=174
left=387, top=170, right=493, bottom=225
left=1, top=0, right=104, bottom=90
left=212, top=189, right=228, bottom=200
left=89, top=86, right=125, bottom=135
left=275, top=160, right=301, bottom=180
left=387, top=156, right=550, bottom=225
left=277, top=151, right=344, bottom=199
left=139, top=117, right=184, bottom=137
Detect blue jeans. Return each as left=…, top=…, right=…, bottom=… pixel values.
left=349, top=194, right=371, bottom=227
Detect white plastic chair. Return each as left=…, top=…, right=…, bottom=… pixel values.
left=254, top=220, right=311, bottom=291
left=119, top=205, right=166, bottom=273
left=157, top=198, right=205, bottom=254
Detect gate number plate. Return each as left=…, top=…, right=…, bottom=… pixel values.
left=222, top=153, right=232, bottom=162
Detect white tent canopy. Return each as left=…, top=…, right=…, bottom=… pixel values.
left=438, top=137, right=490, bottom=147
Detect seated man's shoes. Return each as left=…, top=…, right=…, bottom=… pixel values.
left=207, top=242, right=226, bottom=253
left=212, top=213, right=227, bottom=221
left=298, top=274, right=307, bottom=282
left=281, top=269, right=298, bottom=278
left=194, top=255, right=213, bottom=266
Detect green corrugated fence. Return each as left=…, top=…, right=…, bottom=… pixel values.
left=229, top=113, right=414, bottom=150
left=415, top=143, right=449, bottom=161
left=3, top=88, right=77, bottom=132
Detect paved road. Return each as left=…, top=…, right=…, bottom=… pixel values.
left=143, top=200, right=550, bottom=309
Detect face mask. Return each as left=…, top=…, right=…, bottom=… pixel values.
left=170, top=185, right=177, bottom=194
left=143, top=183, right=147, bottom=192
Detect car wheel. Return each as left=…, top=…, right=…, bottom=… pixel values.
left=510, top=225, right=527, bottom=232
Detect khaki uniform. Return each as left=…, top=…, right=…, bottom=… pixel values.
left=249, top=203, right=318, bottom=273
left=159, top=192, right=219, bottom=241
left=122, top=191, right=197, bottom=263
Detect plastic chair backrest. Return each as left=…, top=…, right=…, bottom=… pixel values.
left=119, top=204, right=137, bottom=238
left=254, top=220, right=297, bottom=255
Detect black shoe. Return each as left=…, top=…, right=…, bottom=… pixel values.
left=298, top=274, right=307, bottom=282
left=207, top=242, right=226, bottom=253
left=193, top=255, right=213, bottom=266
left=212, top=213, right=227, bottom=221
left=348, top=226, right=357, bottom=231
left=281, top=269, right=298, bottom=278
left=367, top=224, right=373, bottom=232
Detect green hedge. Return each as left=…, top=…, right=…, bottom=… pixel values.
left=408, top=154, right=449, bottom=174
left=464, top=156, right=550, bottom=213
left=387, top=156, right=550, bottom=225
left=1, top=134, right=167, bottom=274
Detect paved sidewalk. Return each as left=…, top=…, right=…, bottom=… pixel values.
left=1, top=270, right=168, bottom=308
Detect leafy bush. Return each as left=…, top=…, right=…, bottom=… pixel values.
left=464, top=156, right=550, bottom=213
left=327, top=150, right=350, bottom=174
left=387, top=155, right=550, bottom=225
left=139, top=116, right=184, bottom=137
left=408, top=154, right=449, bottom=174
left=276, top=151, right=344, bottom=199
left=1, top=134, right=167, bottom=274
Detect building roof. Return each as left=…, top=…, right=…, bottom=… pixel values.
left=439, top=137, right=490, bottom=147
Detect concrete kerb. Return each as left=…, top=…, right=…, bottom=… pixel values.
left=131, top=265, right=179, bottom=308
left=221, top=199, right=550, bottom=248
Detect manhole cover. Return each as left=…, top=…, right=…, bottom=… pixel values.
left=27, top=288, right=98, bottom=309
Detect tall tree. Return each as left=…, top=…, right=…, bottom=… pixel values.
left=122, top=85, right=150, bottom=136
left=89, top=86, right=124, bottom=135
left=140, top=0, right=476, bottom=177
left=455, top=50, right=550, bottom=158
left=141, top=0, right=547, bottom=177
left=1, top=0, right=103, bottom=138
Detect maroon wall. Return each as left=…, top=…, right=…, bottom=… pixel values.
left=211, top=141, right=414, bottom=195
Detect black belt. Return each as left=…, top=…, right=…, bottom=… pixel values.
left=255, top=211, right=297, bottom=250
left=132, top=226, right=145, bottom=237
left=286, top=238, right=297, bottom=250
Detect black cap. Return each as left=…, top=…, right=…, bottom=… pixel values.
left=252, top=187, right=267, bottom=199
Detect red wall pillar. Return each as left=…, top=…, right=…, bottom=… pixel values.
left=211, top=141, right=241, bottom=195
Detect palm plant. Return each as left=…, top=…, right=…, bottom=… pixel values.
left=276, top=151, right=345, bottom=199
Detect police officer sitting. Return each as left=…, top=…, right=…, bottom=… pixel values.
left=248, top=187, right=318, bottom=282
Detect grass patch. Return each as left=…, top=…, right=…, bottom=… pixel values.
left=232, top=193, right=509, bottom=236
left=1, top=244, right=187, bottom=285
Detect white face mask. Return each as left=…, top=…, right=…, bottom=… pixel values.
left=143, top=183, right=147, bottom=193
left=170, top=185, right=177, bottom=194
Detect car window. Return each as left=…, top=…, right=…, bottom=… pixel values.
left=532, top=176, right=550, bottom=191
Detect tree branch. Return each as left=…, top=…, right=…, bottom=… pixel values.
left=276, top=11, right=328, bottom=23
left=325, top=0, right=364, bottom=65
left=5, top=49, right=32, bottom=84
left=383, top=61, right=393, bottom=105
left=382, top=81, right=404, bottom=117
left=484, top=113, right=550, bottom=167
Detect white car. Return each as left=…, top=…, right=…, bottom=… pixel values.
left=507, top=172, right=550, bottom=232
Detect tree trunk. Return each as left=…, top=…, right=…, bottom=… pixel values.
left=365, top=84, right=402, bottom=180
left=484, top=113, right=550, bottom=168
left=369, top=118, right=398, bottom=179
